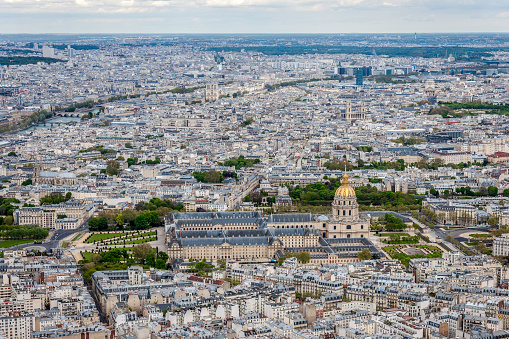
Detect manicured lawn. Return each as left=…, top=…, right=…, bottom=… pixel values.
left=102, top=232, right=156, bottom=244
left=71, top=234, right=81, bottom=241
left=81, top=252, right=95, bottom=261
left=0, top=240, right=34, bottom=248
left=376, top=233, right=410, bottom=237
left=108, top=237, right=156, bottom=245
left=469, top=233, right=491, bottom=238
left=384, top=245, right=442, bottom=267
left=85, top=232, right=129, bottom=243
left=86, top=231, right=156, bottom=244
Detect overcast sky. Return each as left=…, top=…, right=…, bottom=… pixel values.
left=0, top=0, right=508, bottom=33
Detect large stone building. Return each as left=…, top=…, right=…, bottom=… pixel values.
left=14, top=199, right=87, bottom=230
left=166, top=172, right=377, bottom=263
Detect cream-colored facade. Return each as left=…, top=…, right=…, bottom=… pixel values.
left=166, top=173, right=373, bottom=262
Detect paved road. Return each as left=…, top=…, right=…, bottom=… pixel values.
left=444, top=226, right=492, bottom=242
left=9, top=226, right=89, bottom=252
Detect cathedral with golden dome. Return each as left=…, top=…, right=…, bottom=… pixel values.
left=323, top=171, right=371, bottom=239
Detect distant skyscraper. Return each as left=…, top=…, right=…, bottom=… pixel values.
left=42, top=46, right=55, bottom=58
left=355, top=68, right=363, bottom=86
left=67, top=45, right=74, bottom=59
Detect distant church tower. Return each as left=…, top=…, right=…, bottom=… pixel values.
left=33, top=159, right=42, bottom=185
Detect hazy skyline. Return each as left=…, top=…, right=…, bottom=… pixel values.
left=0, top=0, right=508, bottom=34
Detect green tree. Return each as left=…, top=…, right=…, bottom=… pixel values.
left=125, top=142, right=133, bottom=148
left=488, top=186, right=499, bottom=197
left=503, top=189, right=509, bottom=198
left=21, top=179, right=32, bottom=186
left=134, top=214, right=149, bottom=230
left=3, top=216, right=13, bottom=225
left=487, top=215, right=499, bottom=227
left=204, top=170, right=221, bottom=183
left=7, top=151, right=17, bottom=157
left=115, top=214, right=124, bottom=227
left=132, top=243, right=153, bottom=264
left=97, top=217, right=108, bottom=231
left=145, top=252, right=156, bottom=267
left=155, top=259, right=166, bottom=269
left=106, top=160, right=120, bottom=176
left=88, top=218, right=99, bottom=231
left=357, top=248, right=372, bottom=261
left=297, top=251, right=311, bottom=264
left=92, top=254, right=102, bottom=263
left=157, top=251, right=169, bottom=262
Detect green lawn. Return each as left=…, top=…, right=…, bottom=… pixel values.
left=71, top=234, right=81, bottom=241
left=108, top=237, right=156, bottom=245
left=85, top=232, right=129, bottom=243
left=384, top=245, right=443, bottom=267
left=376, top=233, right=411, bottom=237
left=0, top=239, right=34, bottom=248
left=62, top=242, right=68, bottom=248
left=81, top=251, right=95, bottom=261
left=86, top=231, right=156, bottom=244
left=101, top=232, right=156, bottom=244
left=469, top=233, right=491, bottom=238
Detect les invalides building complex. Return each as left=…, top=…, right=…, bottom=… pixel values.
left=166, top=172, right=380, bottom=264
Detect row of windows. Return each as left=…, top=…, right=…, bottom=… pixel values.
left=323, top=233, right=364, bottom=238
left=332, top=225, right=363, bottom=230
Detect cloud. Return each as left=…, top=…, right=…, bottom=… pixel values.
left=0, top=0, right=507, bottom=32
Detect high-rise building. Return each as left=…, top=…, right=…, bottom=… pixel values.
left=42, top=46, right=55, bottom=58
left=355, top=68, right=363, bottom=86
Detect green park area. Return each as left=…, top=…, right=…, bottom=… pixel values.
left=0, top=239, right=34, bottom=248
left=384, top=245, right=442, bottom=267
left=85, top=231, right=156, bottom=245
left=85, top=232, right=130, bottom=243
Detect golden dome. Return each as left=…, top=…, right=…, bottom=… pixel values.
left=335, top=172, right=356, bottom=199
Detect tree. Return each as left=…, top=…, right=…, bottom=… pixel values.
left=488, top=186, right=499, bottom=197
left=21, top=179, right=32, bottom=186
left=157, top=251, right=169, bottom=262
left=97, top=217, right=108, bottom=231
left=357, top=248, right=372, bottom=261
left=92, top=254, right=102, bottom=263
left=487, top=215, right=499, bottom=227
left=134, top=214, right=149, bottom=230
left=155, top=259, right=166, bottom=269
left=132, top=243, right=153, bottom=264
left=125, top=142, right=133, bottom=149
left=3, top=216, right=13, bottom=225
left=115, top=214, right=124, bottom=227
left=7, top=151, right=17, bottom=157
left=204, top=170, right=221, bottom=183
left=503, top=189, right=509, bottom=198
left=297, top=251, right=311, bottom=264
left=88, top=218, right=99, bottom=231
left=145, top=252, right=156, bottom=267
left=106, top=160, right=120, bottom=176
left=430, top=188, right=439, bottom=197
